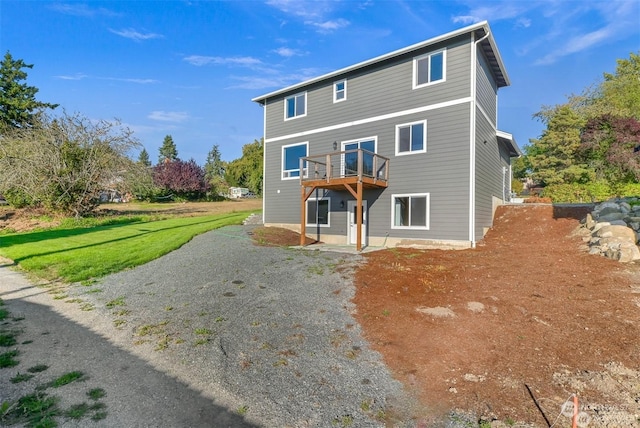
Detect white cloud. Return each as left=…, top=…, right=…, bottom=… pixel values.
left=54, top=73, right=88, bottom=80
left=534, top=1, right=639, bottom=65
left=451, top=2, right=535, bottom=25
left=109, top=28, right=163, bottom=41
left=49, top=3, right=118, bottom=17
left=148, top=111, right=189, bottom=123
left=452, top=1, right=639, bottom=65
left=183, top=55, right=263, bottom=67
left=306, top=18, right=350, bottom=33
left=109, top=78, right=159, bottom=84
left=266, top=0, right=349, bottom=33
left=229, top=68, right=323, bottom=90
left=273, top=47, right=304, bottom=57
left=452, top=15, right=478, bottom=24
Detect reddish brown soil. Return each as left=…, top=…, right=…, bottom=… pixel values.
left=4, top=202, right=638, bottom=425
left=257, top=205, right=640, bottom=426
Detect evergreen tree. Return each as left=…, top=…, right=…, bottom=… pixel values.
left=138, top=148, right=152, bottom=167
left=204, top=144, right=225, bottom=180
left=158, top=135, right=178, bottom=163
left=0, top=51, right=58, bottom=129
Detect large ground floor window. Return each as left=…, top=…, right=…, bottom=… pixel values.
left=307, top=198, right=330, bottom=227
left=391, top=193, right=429, bottom=229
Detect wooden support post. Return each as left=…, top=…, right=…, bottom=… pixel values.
left=300, top=186, right=306, bottom=247
left=356, top=180, right=363, bottom=251
left=300, top=186, right=317, bottom=247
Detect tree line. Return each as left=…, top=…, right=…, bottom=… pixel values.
left=514, top=52, right=640, bottom=202
left=0, top=51, right=263, bottom=216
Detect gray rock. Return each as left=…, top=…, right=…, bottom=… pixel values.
left=598, top=206, right=623, bottom=217
left=598, top=212, right=627, bottom=222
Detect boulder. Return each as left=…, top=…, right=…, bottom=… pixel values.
left=619, top=242, right=640, bottom=262
left=581, top=199, right=640, bottom=263
left=594, top=225, right=637, bottom=242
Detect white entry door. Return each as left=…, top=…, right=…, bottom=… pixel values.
left=347, top=200, right=368, bottom=246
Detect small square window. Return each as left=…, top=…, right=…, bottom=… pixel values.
left=414, top=50, right=446, bottom=88
left=334, top=80, right=346, bottom=103
left=285, top=92, right=306, bottom=119
left=396, top=120, right=426, bottom=155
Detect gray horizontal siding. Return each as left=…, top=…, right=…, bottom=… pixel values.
left=264, top=103, right=472, bottom=242
left=476, top=49, right=497, bottom=125
left=474, top=110, right=503, bottom=239
left=263, top=35, right=473, bottom=140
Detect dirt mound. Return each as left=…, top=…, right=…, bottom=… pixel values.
left=353, top=205, right=640, bottom=426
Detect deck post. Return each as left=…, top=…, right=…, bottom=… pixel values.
left=300, top=185, right=306, bottom=247
left=356, top=180, right=363, bottom=251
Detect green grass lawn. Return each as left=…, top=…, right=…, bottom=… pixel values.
left=0, top=210, right=256, bottom=283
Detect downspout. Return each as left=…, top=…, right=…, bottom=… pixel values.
left=469, top=29, right=491, bottom=248
left=261, top=99, right=267, bottom=224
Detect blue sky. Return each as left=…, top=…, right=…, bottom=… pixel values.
left=1, top=1, right=639, bottom=164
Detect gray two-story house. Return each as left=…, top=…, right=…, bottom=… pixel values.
left=252, top=21, right=520, bottom=251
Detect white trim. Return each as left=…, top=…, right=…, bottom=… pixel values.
left=413, top=49, right=447, bottom=89
left=261, top=106, right=266, bottom=223
left=265, top=97, right=472, bottom=144
left=281, top=141, right=308, bottom=180
left=395, top=119, right=427, bottom=156
left=469, top=34, right=476, bottom=246
left=341, top=136, right=377, bottom=151
left=306, top=196, right=331, bottom=228
left=333, top=79, right=347, bottom=103
left=391, top=193, right=430, bottom=230
left=284, top=92, right=307, bottom=120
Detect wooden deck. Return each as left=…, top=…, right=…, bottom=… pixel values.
left=299, top=149, right=389, bottom=251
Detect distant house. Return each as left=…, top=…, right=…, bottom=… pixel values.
left=252, top=21, right=520, bottom=250
left=229, top=187, right=249, bottom=199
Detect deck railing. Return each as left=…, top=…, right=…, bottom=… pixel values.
left=300, top=149, right=389, bottom=185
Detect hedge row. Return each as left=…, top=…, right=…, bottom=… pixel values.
left=541, top=182, right=640, bottom=203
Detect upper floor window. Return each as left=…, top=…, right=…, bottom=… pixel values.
left=285, top=92, right=306, bottom=120
left=392, top=193, right=430, bottom=230
left=334, top=80, right=346, bottom=103
left=413, top=50, right=446, bottom=88
left=396, top=120, right=426, bottom=156
left=282, top=142, right=308, bottom=179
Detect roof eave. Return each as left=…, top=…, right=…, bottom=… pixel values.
left=497, top=130, right=521, bottom=157
left=252, top=21, right=505, bottom=104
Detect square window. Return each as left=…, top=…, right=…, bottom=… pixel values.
left=307, top=198, right=330, bottom=226
left=414, top=50, right=446, bottom=88
left=282, top=142, right=308, bottom=179
left=392, top=194, right=429, bottom=229
left=285, top=92, right=306, bottom=119
left=396, top=120, right=426, bottom=155
left=334, top=80, right=346, bottom=103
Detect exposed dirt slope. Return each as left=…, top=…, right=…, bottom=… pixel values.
left=352, top=205, right=640, bottom=426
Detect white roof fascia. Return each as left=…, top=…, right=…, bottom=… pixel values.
left=497, top=130, right=521, bottom=157
left=252, top=21, right=503, bottom=104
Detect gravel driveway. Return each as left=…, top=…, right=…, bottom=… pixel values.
left=1, top=224, right=416, bottom=427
